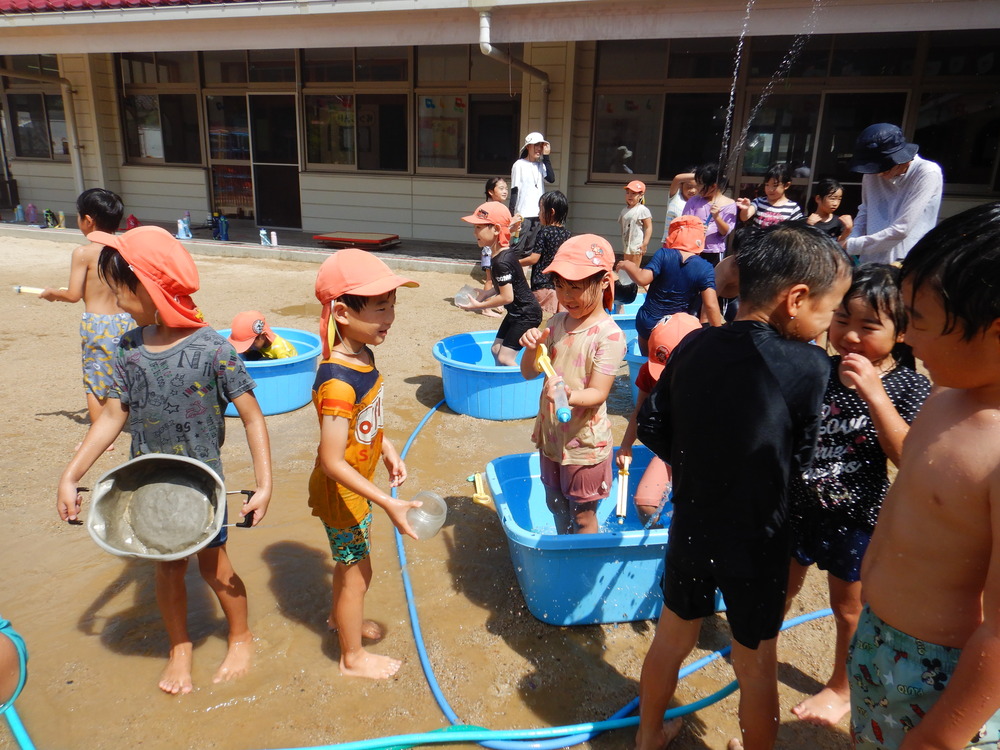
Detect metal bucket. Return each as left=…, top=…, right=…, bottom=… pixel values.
left=86, top=453, right=225, bottom=562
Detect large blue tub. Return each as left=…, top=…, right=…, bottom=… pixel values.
left=217, top=327, right=322, bottom=417
left=624, top=337, right=646, bottom=405
left=433, top=330, right=543, bottom=421
left=487, top=446, right=672, bottom=625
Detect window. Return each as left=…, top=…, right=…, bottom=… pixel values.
left=6, top=92, right=66, bottom=159
left=925, top=30, right=999, bottom=78
left=249, top=50, right=295, bottom=84
left=123, top=94, right=201, bottom=163
left=6, top=54, right=59, bottom=79
left=305, top=95, right=355, bottom=165
left=121, top=52, right=196, bottom=85
left=356, top=94, right=408, bottom=171
left=592, top=93, right=664, bottom=177
left=830, top=33, right=917, bottom=77
left=303, top=48, right=354, bottom=84
left=659, top=93, right=729, bottom=178
left=417, top=94, right=466, bottom=169
left=203, top=51, right=248, bottom=85
left=916, top=91, right=1000, bottom=190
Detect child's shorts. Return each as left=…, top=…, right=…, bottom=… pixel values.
left=539, top=453, right=613, bottom=505
left=323, top=512, right=373, bottom=565
left=792, top=522, right=872, bottom=582
left=495, top=312, right=541, bottom=351
left=849, top=605, right=1000, bottom=748
left=80, top=312, right=133, bottom=398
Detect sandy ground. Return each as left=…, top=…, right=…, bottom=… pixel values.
left=0, top=232, right=851, bottom=750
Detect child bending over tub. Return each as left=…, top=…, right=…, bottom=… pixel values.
left=518, top=234, right=627, bottom=534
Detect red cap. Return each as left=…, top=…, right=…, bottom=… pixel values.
left=624, top=180, right=646, bottom=193
left=314, top=248, right=418, bottom=358
left=647, top=313, right=701, bottom=379
left=228, top=311, right=274, bottom=353
left=666, top=215, right=706, bottom=254
left=461, top=201, right=512, bottom=247
left=88, top=226, right=207, bottom=328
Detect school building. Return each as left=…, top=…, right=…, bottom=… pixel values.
left=1, top=0, right=998, bottom=244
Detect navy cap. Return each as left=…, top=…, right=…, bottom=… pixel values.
left=849, top=123, right=919, bottom=174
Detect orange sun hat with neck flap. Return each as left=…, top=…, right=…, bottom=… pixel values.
left=88, top=225, right=207, bottom=328
left=545, top=233, right=616, bottom=311
left=314, top=247, right=418, bottom=358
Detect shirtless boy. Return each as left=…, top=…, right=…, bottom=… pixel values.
left=850, top=201, right=1000, bottom=748
left=40, top=188, right=133, bottom=426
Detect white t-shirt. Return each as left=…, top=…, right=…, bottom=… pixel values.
left=619, top=203, right=652, bottom=255
left=510, top=157, right=546, bottom=219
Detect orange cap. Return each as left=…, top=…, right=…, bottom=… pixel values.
left=666, top=215, right=707, bottom=254
left=314, top=248, right=418, bottom=358
left=625, top=180, right=646, bottom=193
left=546, top=234, right=616, bottom=311
left=88, top=226, right=207, bottom=328
left=647, top=313, right=702, bottom=380
left=461, top=201, right=512, bottom=247
left=228, top=311, right=274, bottom=353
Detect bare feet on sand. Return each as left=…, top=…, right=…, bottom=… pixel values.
left=340, top=650, right=402, bottom=680
left=327, top=617, right=384, bottom=642
left=481, top=308, right=503, bottom=318
left=212, top=639, right=254, bottom=684
left=634, top=717, right=683, bottom=750
left=792, top=686, right=851, bottom=726
left=159, top=644, right=194, bottom=695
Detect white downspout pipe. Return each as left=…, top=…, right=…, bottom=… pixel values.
left=0, top=68, right=86, bottom=197
left=478, top=10, right=550, bottom=137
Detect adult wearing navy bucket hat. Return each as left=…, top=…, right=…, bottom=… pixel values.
left=844, top=123, right=942, bottom=265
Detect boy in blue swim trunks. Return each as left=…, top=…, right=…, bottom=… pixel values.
left=850, top=202, right=1000, bottom=749
left=56, top=226, right=273, bottom=696
left=40, top=188, right=134, bottom=430
left=310, top=248, right=421, bottom=680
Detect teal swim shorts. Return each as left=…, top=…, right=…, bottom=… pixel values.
left=849, top=604, right=1000, bottom=748
left=323, top=511, right=373, bottom=565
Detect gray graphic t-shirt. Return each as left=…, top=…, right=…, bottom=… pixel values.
left=111, top=326, right=256, bottom=480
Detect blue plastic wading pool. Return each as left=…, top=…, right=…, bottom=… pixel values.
left=432, top=330, right=543, bottom=421
left=624, top=338, right=646, bottom=405
left=487, top=446, right=672, bottom=626
left=216, top=327, right=322, bottom=417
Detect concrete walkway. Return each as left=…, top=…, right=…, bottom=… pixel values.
left=0, top=217, right=480, bottom=277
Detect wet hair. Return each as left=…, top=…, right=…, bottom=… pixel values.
left=813, top=177, right=843, bottom=201
left=484, top=177, right=506, bottom=201
left=337, top=293, right=371, bottom=313
left=539, top=191, right=568, bottom=224
left=97, top=246, right=140, bottom=293
left=764, top=163, right=793, bottom=185
left=899, top=201, right=1000, bottom=341
left=77, top=188, right=124, bottom=233
left=845, top=263, right=912, bottom=365
left=738, top=223, right=850, bottom=308
left=694, top=163, right=721, bottom=191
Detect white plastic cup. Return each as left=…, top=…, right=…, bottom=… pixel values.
left=406, top=491, right=447, bottom=539
left=453, top=284, right=480, bottom=308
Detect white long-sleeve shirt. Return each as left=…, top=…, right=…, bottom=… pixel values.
left=510, top=157, right=546, bottom=219
left=845, top=155, right=943, bottom=264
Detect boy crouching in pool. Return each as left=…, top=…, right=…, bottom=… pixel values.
left=634, top=223, right=851, bottom=750
left=310, top=248, right=421, bottom=679
left=849, top=202, right=1000, bottom=749
left=56, top=226, right=273, bottom=695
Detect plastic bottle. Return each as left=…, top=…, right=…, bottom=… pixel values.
left=57, top=211, right=66, bottom=228
left=217, top=215, right=229, bottom=241
left=259, top=228, right=271, bottom=246
left=405, top=491, right=447, bottom=539
left=211, top=212, right=221, bottom=240
left=270, top=231, right=278, bottom=246
left=14, top=204, right=24, bottom=222
left=183, top=210, right=191, bottom=229
left=25, top=204, right=37, bottom=224
left=453, top=284, right=480, bottom=308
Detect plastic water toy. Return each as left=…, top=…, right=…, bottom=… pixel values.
left=406, top=491, right=447, bottom=539
left=534, top=343, right=571, bottom=423
left=615, top=456, right=630, bottom=523
left=467, top=473, right=491, bottom=505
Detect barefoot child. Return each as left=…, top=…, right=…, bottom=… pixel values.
left=310, top=248, right=422, bottom=679
left=457, top=202, right=542, bottom=365
left=786, top=263, right=930, bottom=727
left=634, top=223, right=851, bottom=750
left=518, top=234, right=626, bottom=534
left=56, top=226, right=273, bottom=695
left=40, top=188, right=134, bottom=427
left=619, top=180, right=653, bottom=268
left=806, top=177, right=854, bottom=244
left=616, top=313, right=702, bottom=527
left=849, top=202, right=1000, bottom=748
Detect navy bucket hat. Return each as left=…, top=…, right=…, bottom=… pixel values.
left=849, top=123, right=919, bottom=174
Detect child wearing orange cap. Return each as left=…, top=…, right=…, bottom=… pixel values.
left=310, top=248, right=421, bottom=680
left=619, top=180, right=653, bottom=269
left=518, top=234, right=627, bottom=534
left=55, top=225, right=273, bottom=696
left=616, top=313, right=703, bottom=526
left=458, top=201, right=542, bottom=366
left=228, top=311, right=298, bottom=360
left=617, top=214, right=724, bottom=356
